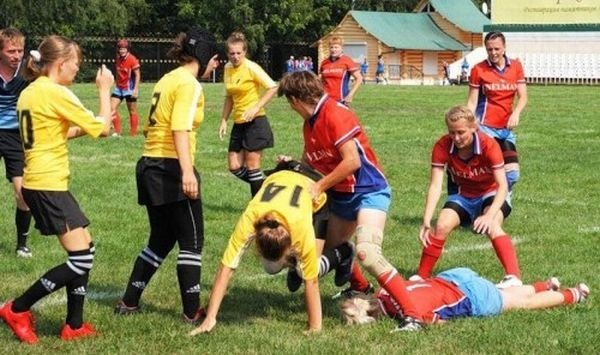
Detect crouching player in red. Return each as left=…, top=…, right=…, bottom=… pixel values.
left=341, top=267, right=589, bottom=327
left=415, top=106, right=521, bottom=288
left=190, top=161, right=354, bottom=335
left=0, top=36, right=113, bottom=343
left=277, top=71, right=423, bottom=332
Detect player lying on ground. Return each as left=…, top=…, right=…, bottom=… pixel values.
left=341, top=267, right=589, bottom=328
left=190, top=161, right=354, bottom=334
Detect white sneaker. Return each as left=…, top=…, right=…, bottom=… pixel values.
left=496, top=275, right=523, bottom=289
left=111, top=132, right=121, bottom=137
left=548, top=277, right=561, bottom=291
left=574, top=283, right=590, bottom=303
left=16, top=246, right=33, bottom=258
left=408, top=274, right=424, bottom=282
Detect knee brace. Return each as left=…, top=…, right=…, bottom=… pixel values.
left=354, top=225, right=393, bottom=276
left=67, top=248, right=95, bottom=276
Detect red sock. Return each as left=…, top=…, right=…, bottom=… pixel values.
left=112, top=112, right=122, bottom=135
left=491, top=235, right=521, bottom=278
left=377, top=269, right=421, bottom=320
left=532, top=281, right=550, bottom=293
left=130, top=112, right=138, bottom=136
left=417, top=234, right=445, bottom=278
left=561, top=289, right=575, bottom=304
left=349, top=263, right=370, bottom=291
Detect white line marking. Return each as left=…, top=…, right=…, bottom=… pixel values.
left=32, top=290, right=120, bottom=309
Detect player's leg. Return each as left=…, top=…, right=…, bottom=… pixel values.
left=126, top=98, right=139, bottom=137
left=416, top=206, right=462, bottom=278
left=118, top=204, right=177, bottom=312
left=110, top=95, right=122, bottom=136
left=494, top=136, right=520, bottom=190
left=12, top=177, right=32, bottom=257
left=353, top=209, right=423, bottom=330
left=228, top=124, right=250, bottom=184
left=172, top=198, right=204, bottom=321
left=245, top=150, right=264, bottom=196
left=484, top=197, right=521, bottom=287
left=243, top=117, right=274, bottom=196
left=501, top=283, right=589, bottom=311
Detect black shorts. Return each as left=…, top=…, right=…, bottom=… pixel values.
left=228, top=116, right=274, bottom=152
left=313, top=201, right=329, bottom=240
left=22, top=188, right=90, bottom=236
left=0, top=129, right=25, bottom=181
left=136, top=157, right=201, bottom=206
left=111, top=93, right=138, bottom=103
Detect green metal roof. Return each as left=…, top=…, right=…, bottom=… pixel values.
left=350, top=11, right=468, bottom=51
left=428, top=0, right=490, bottom=33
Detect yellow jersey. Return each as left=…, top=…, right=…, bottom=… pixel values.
left=17, top=76, right=105, bottom=191
left=224, top=58, right=276, bottom=124
left=221, top=170, right=326, bottom=280
left=143, top=66, right=204, bottom=162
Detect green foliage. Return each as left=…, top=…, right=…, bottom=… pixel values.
left=0, top=84, right=598, bottom=353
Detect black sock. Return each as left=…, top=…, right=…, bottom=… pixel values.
left=319, top=243, right=353, bottom=277
left=65, top=273, right=89, bottom=329
left=247, top=169, right=265, bottom=196
left=230, top=167, right=249, bottom=182
left=122, top=247, right=162, bottom=307
left=177, top=250, right=201, bottom=318
left=13, top=263, right=81, bottom=312
left=15, top=208, right=32, bottom=248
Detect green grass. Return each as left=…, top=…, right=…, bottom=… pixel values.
left=1, top=83, right=599, bottom=354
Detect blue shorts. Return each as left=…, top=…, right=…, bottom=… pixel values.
left=446, top=192, right=511, bottom=226
left=111, top=88, right=136, bottom=102
left=329, top=186, right=391, bottom=221
left=479, top=125, right=516, bottom=145
left=437, top=267, right=503, bottom=317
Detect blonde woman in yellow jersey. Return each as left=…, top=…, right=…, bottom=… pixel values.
left=191, top=161, right=354, bottom=335
left=0, top=35, right=113, bottom=344
left=219, top=32, right=278, bottom=197
left=115, top=28, right=219, bottom=323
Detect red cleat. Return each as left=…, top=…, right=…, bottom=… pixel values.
left=60, top=322, right=97, bottom=341
left=0, top=300, right=38, bottom=344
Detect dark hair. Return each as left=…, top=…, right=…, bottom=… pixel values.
left=277, top=71, right=323, bottom=105
left=254, top=213, right=291, bottom=262
left=23, top=35, right=81, bottom=81
left=484, top=31, right=506, bottom=45
left=168, top=27, right=217, bottom=70
left=0, top=27, right=25, bottom=50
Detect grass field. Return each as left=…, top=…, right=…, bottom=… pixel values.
left=0, top=83, right=598, bottom=354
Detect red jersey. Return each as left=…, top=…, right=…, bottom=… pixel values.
left=319, top=55, right=359, bottom=101
left=303, top=95, right=387, bottom=193
left=469, top=56, right=525, bottom=129
left=115, top=53, right=140, bottom=90
left=432, top=132, right=504, bottom=198
left=376, top=278, right=468, bottom=324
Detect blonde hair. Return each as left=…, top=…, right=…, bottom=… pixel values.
left=0, top=27, right=25, bottom=50
left=329, top=36, right=344, bottom=46
left=254, top=213, right=292, bottom=262
left=340, top=295, right=383, bottom=325
left=445, top=105, right=476, bottom=125
left=227, top=31, right=247, bottom=51
left=23, top=35, right=81, bottom=81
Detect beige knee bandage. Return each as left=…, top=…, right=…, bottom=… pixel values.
left=354, top=225, right=393, bottom=276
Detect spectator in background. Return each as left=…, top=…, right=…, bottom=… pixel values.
left=219, top=32, right=278, bottom=197
left=319, top=36, right=362, bottom=106
left=110, top=39, right=141, bottom=136
left=285, top=56, right=295, bottom=74
left=0, top=27, right=33, bottom=258
left=375, top=55, right=387, bottom=85
left=306, top=56, right=314, bottom=72
left=442, top=61, right=450, bottom=85
left=360, top=58, right=368, bottom=83
left=460, top=58, right=469, bottom=83
left=467, top=31, right=527, bottom=192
